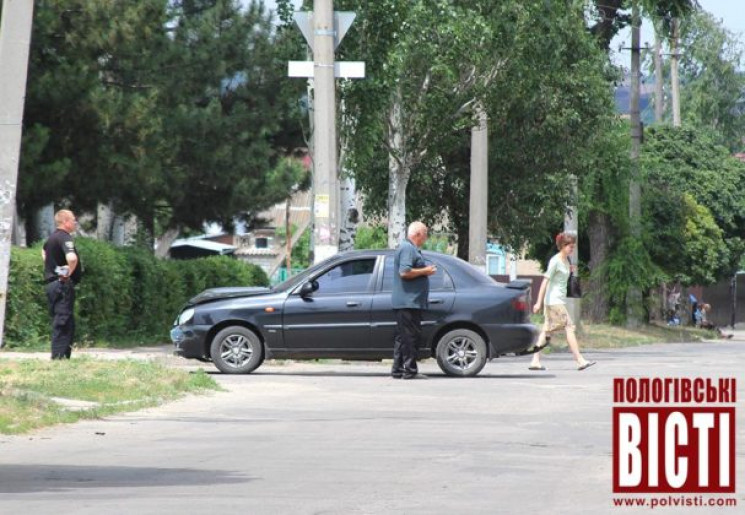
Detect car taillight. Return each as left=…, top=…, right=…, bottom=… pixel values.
left=511, top=295, right=528, bottom=312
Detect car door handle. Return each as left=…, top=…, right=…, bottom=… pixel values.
left=430, top=299, right=444, bottom=304
left=346, top=301, right=360, bottom=307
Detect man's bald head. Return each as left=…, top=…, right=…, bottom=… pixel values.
left=407, top=221, right=429, bottom=247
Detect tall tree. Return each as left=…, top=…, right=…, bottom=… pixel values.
left=676, top=10, right=745, bottom=151
left=335, top=0, right=612, bottom=257
left=18, top=0, right=306, bottom=245
left=580, top=0, right=699, bottom=323
left=336, top=0, right=493, bottom=248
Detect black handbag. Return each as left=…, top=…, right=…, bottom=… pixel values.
left=566, top=258, right=582, bottom=298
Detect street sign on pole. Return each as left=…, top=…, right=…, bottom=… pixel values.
left=293, top=11, right=356, bottom=51
left=288, top=4, right=365, bottom=264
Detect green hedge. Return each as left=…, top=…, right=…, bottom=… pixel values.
left=3, top=238, right=268, bottom=349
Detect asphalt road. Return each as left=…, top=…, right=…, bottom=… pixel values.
left=1, top=338, right=744, bottom=514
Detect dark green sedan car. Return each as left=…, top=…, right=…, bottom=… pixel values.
left=170, top=250, right=537, bottom=377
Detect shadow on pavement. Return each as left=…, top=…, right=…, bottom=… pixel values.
left=212, top=370, right=558, bottom=380
left=0, top=464, right=252, bottom=493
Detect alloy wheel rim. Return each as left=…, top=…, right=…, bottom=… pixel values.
left=220, top=334, right=253, bottom=368
left=445, top=336, right=479, bottom=370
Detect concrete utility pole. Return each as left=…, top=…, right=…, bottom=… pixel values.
left=468, top=104, right=487, bottom=272
left=290, top=3, right=363, bottom=264
left=653, top=31, right=664, bottom=124
left=670, top=18, right=681, bottom=127
left=627, top=1, right=643, bottom=327
left=0, top=0, right=35, bottom=347
left=311, top=0, right=338, bottom=263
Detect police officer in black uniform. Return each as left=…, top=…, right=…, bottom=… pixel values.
left=42, top=209, right=82, bottom=359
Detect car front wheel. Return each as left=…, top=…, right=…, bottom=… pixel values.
left=210, top=326, right=264, bottom=374
left=435, top=328, right=488, bottom=377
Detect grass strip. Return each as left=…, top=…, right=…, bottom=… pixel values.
left=0, top=357, right=219, bottom=434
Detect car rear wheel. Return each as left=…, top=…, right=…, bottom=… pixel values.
left=210, top=326, right=264, bottom=374
left=435, top=329, right=488, bottom=377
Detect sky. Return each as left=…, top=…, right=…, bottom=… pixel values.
left=261, top=1, right=744, bottom=52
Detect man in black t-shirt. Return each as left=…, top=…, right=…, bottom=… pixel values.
left=42, top=210, right=81, bottom=359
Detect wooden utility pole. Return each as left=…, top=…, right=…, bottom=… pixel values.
left=0, top=0, right=35, bottom=347
left=468, top=104, right=488, bottom=272
left=627, top=1, right=643, bottom=327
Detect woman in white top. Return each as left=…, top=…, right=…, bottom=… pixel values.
left=529, top=232, right=595, bottom=371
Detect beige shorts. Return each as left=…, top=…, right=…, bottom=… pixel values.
left=543, top=304, right=575, bottom=333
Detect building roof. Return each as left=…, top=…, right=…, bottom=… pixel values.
left=170, top=238, right=237, bottom=255
left=234, top=247, right=279, bottom=256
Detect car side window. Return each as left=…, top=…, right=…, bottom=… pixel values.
left=313, top=259, right=376, bottom=294
left=380, top=256, right=453, bottom=292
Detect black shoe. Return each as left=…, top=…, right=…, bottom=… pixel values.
left=391, top=373, right=403, bottom=379
left=402, top=373, right=428, bottom=380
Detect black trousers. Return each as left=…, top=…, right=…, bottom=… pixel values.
left=45, top=280, right=75, bottom=359
left=392, top=308, right=422, bottom=376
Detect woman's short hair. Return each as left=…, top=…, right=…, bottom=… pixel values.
left=555, top=231, right=577, bottom=250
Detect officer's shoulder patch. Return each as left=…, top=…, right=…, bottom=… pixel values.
left=64, top=241, right=75, bottom=251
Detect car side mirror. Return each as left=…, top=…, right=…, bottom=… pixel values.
left=299, top=280, right=319, bottom=297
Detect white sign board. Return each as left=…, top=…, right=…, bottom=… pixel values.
left=288, top=61, right=366, bottom=79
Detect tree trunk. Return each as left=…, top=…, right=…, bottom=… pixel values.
left=97, top=202, right=115, bottom=241
left=338, top=175, right=358, bottom=252
left=387, top=91, right=408, bottom=249
left=456, top=219, right=469, bottom=261
left=32, top=204, right=54, bottom=242
left=586, top=210, right=611, bottom=322
left=155, top=226, right=180, bottom=258
left=338, top=102, right=358, bottom=252
left=565, top=175, right=581, bottom=331
left=111, top=214, right=138, bottom=246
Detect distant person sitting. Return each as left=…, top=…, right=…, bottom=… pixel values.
left=697, top=303, right=733, bottom=339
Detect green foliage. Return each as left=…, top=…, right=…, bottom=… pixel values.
left=275, top=224, right=311, bottom=269
left=334, top=0, right=615, bottom=254
left=354, top=225, right=388, bottom=250
left=4, top=248, right=49, bottom=348
left=603, top=238, right=665, bottom=324
left=641, top=126, right=745, bottom=281
left=422, top=234, right=451, bottom=254
left=3, top=238, right=268, bottom=349
left=19, top=0, right=305, bottom=241
left=677, top=10, right=745, bottom=151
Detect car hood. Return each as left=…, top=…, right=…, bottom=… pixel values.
left=187, top=286, right=273, bottom=306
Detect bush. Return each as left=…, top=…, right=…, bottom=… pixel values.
left=3, top=238, right=268, bottom=349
